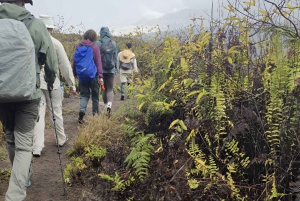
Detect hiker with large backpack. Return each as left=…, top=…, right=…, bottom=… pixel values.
left=0, top=0, right=58, bottom=200
left=117, top=42, right=139, bottom=101
left=96, top=26, right=118, bottom=114
left=32, top=14, right=77, bottom=157
left=72, top=29, right=104, bottom=124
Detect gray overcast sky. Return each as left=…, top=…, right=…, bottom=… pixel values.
left=26, top=0, right=225, bottom=34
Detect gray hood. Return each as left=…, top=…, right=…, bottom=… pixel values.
left=100, top=26, right=111, bottom=42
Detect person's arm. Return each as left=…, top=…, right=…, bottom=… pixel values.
left=56, top=39, right=76, bottom=90
left=93, top=44, right=103, bottom=78
left=72, top=44, right=79, bottom=78
left=117, top=52, right=121, bottom=71
left=132, top=53, right=138, bottom=73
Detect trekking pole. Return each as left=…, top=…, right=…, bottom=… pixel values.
left=48, top=89, right=67, bottom=196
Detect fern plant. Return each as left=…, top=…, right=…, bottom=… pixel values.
left=64, top=157, right=87, bottom=183
left=124, top=131, right=154, bottom=180
left=84, top=144, right=106, bottom=168
left=99, top=172, right=135, bottom=192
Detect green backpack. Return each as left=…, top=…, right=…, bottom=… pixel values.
left=0, top=15, right=36, bottom=103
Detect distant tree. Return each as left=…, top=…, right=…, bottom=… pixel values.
left=226, top=0, right=300, bottom=38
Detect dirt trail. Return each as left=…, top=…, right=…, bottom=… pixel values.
left=0, top=77, right=125, bottom=201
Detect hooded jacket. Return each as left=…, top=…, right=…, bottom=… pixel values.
left=96, top=27, right=118, bottom=74
left=0, top=3, right=57, bottom=100
left=72, top=39, right=103, bottom=79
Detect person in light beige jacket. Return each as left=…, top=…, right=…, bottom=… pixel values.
left=117, top=43, right=138, bottom=100
left=32, top=14, right=76, bottom=156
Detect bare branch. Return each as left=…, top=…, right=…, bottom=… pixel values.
left=264, top=0, right=300, bottom=38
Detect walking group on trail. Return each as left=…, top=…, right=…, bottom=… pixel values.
left=0, top=0, right=138, bottom=200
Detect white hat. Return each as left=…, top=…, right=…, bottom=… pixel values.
left=39, top=14, right=56, bottom=29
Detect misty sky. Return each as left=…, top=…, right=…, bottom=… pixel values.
left=25, top=0, right=226, bottom=34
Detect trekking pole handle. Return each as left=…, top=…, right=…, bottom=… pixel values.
left=47, top=83, right=54, bottom=92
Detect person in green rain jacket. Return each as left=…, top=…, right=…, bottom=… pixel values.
left=0, top=1, right=57, bottom=200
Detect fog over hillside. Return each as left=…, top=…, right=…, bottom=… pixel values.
left=113, top=9, right=207, bottom=35
left=113, top=7, right=268, bottom=48
left=135, top=9, right=204, bottom=29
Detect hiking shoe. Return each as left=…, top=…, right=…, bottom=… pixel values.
left=32, top=151, right=41, bottom=157
left=78, top=110, right=85, bottom=124
left=27, top=181, right=31, bottom=188
left=93, top=112, right=99, bottom=116
left=107, top=102, right=112, bottom=113
left=107, top=107, right=111, bottom=113
left=121, top=95, right=124, bottom=100
left=59, top=134, right=69, bottom=147
left=78, top=119, right=85, bottom=124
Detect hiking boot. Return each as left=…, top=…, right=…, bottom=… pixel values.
left=78, top=110, right=85, bottom=124
left=59, top=134, right=69, bottom=147
left=121, top=95, right=124, bottom=100
left=32, top=151, right=41, bottom=157
left=78, top=119, right=85, bottom=124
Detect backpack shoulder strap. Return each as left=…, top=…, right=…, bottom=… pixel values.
left=96, top=40, right=102, bottom=48
left=21, top=14, right=35, bottom=27
left=100, top=39, right=112, bottom=44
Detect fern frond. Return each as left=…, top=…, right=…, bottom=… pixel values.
left=124, top=132, right=154, bottom=180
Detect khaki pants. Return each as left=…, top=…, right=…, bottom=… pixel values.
left=0, top=99, right=40, bottom=201
left=120, top=72, right=133, bottom=96
left=33, top=89, right=67, bottom=152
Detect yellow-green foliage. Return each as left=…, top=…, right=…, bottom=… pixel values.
left=186, top=140, right=219, bottom=179
left=85, top=144, right=106, bottom=167
left=64, top=157, right=87, bottom=183
left=120, top=12, right=300, bottom=199
left=99, top=172, right=135, bottom=192
left=62, top=7, right=300, bottom=199
left=0, top=169, right=11, bottom=182
left=263, top=35, right=290, bottom=154
left=122, top=21, right=252, bottom=199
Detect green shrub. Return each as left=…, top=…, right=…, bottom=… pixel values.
left=64, top=157, right=87, bottom=183
left=0, top=169, right=11, bottom=182
left=85, top=145, right=106, bottom=168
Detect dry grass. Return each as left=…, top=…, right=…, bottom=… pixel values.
left=67, top=113, right=124, bottom=157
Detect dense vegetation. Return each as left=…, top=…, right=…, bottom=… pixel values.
left=2, top=1, right=300, bottom=200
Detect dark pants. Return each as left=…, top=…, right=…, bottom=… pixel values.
left=79, top=76, right=100, bottom=115
left=102, top=73, right=115, bottom=104
left=0, top=99, right=40, bottom=201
